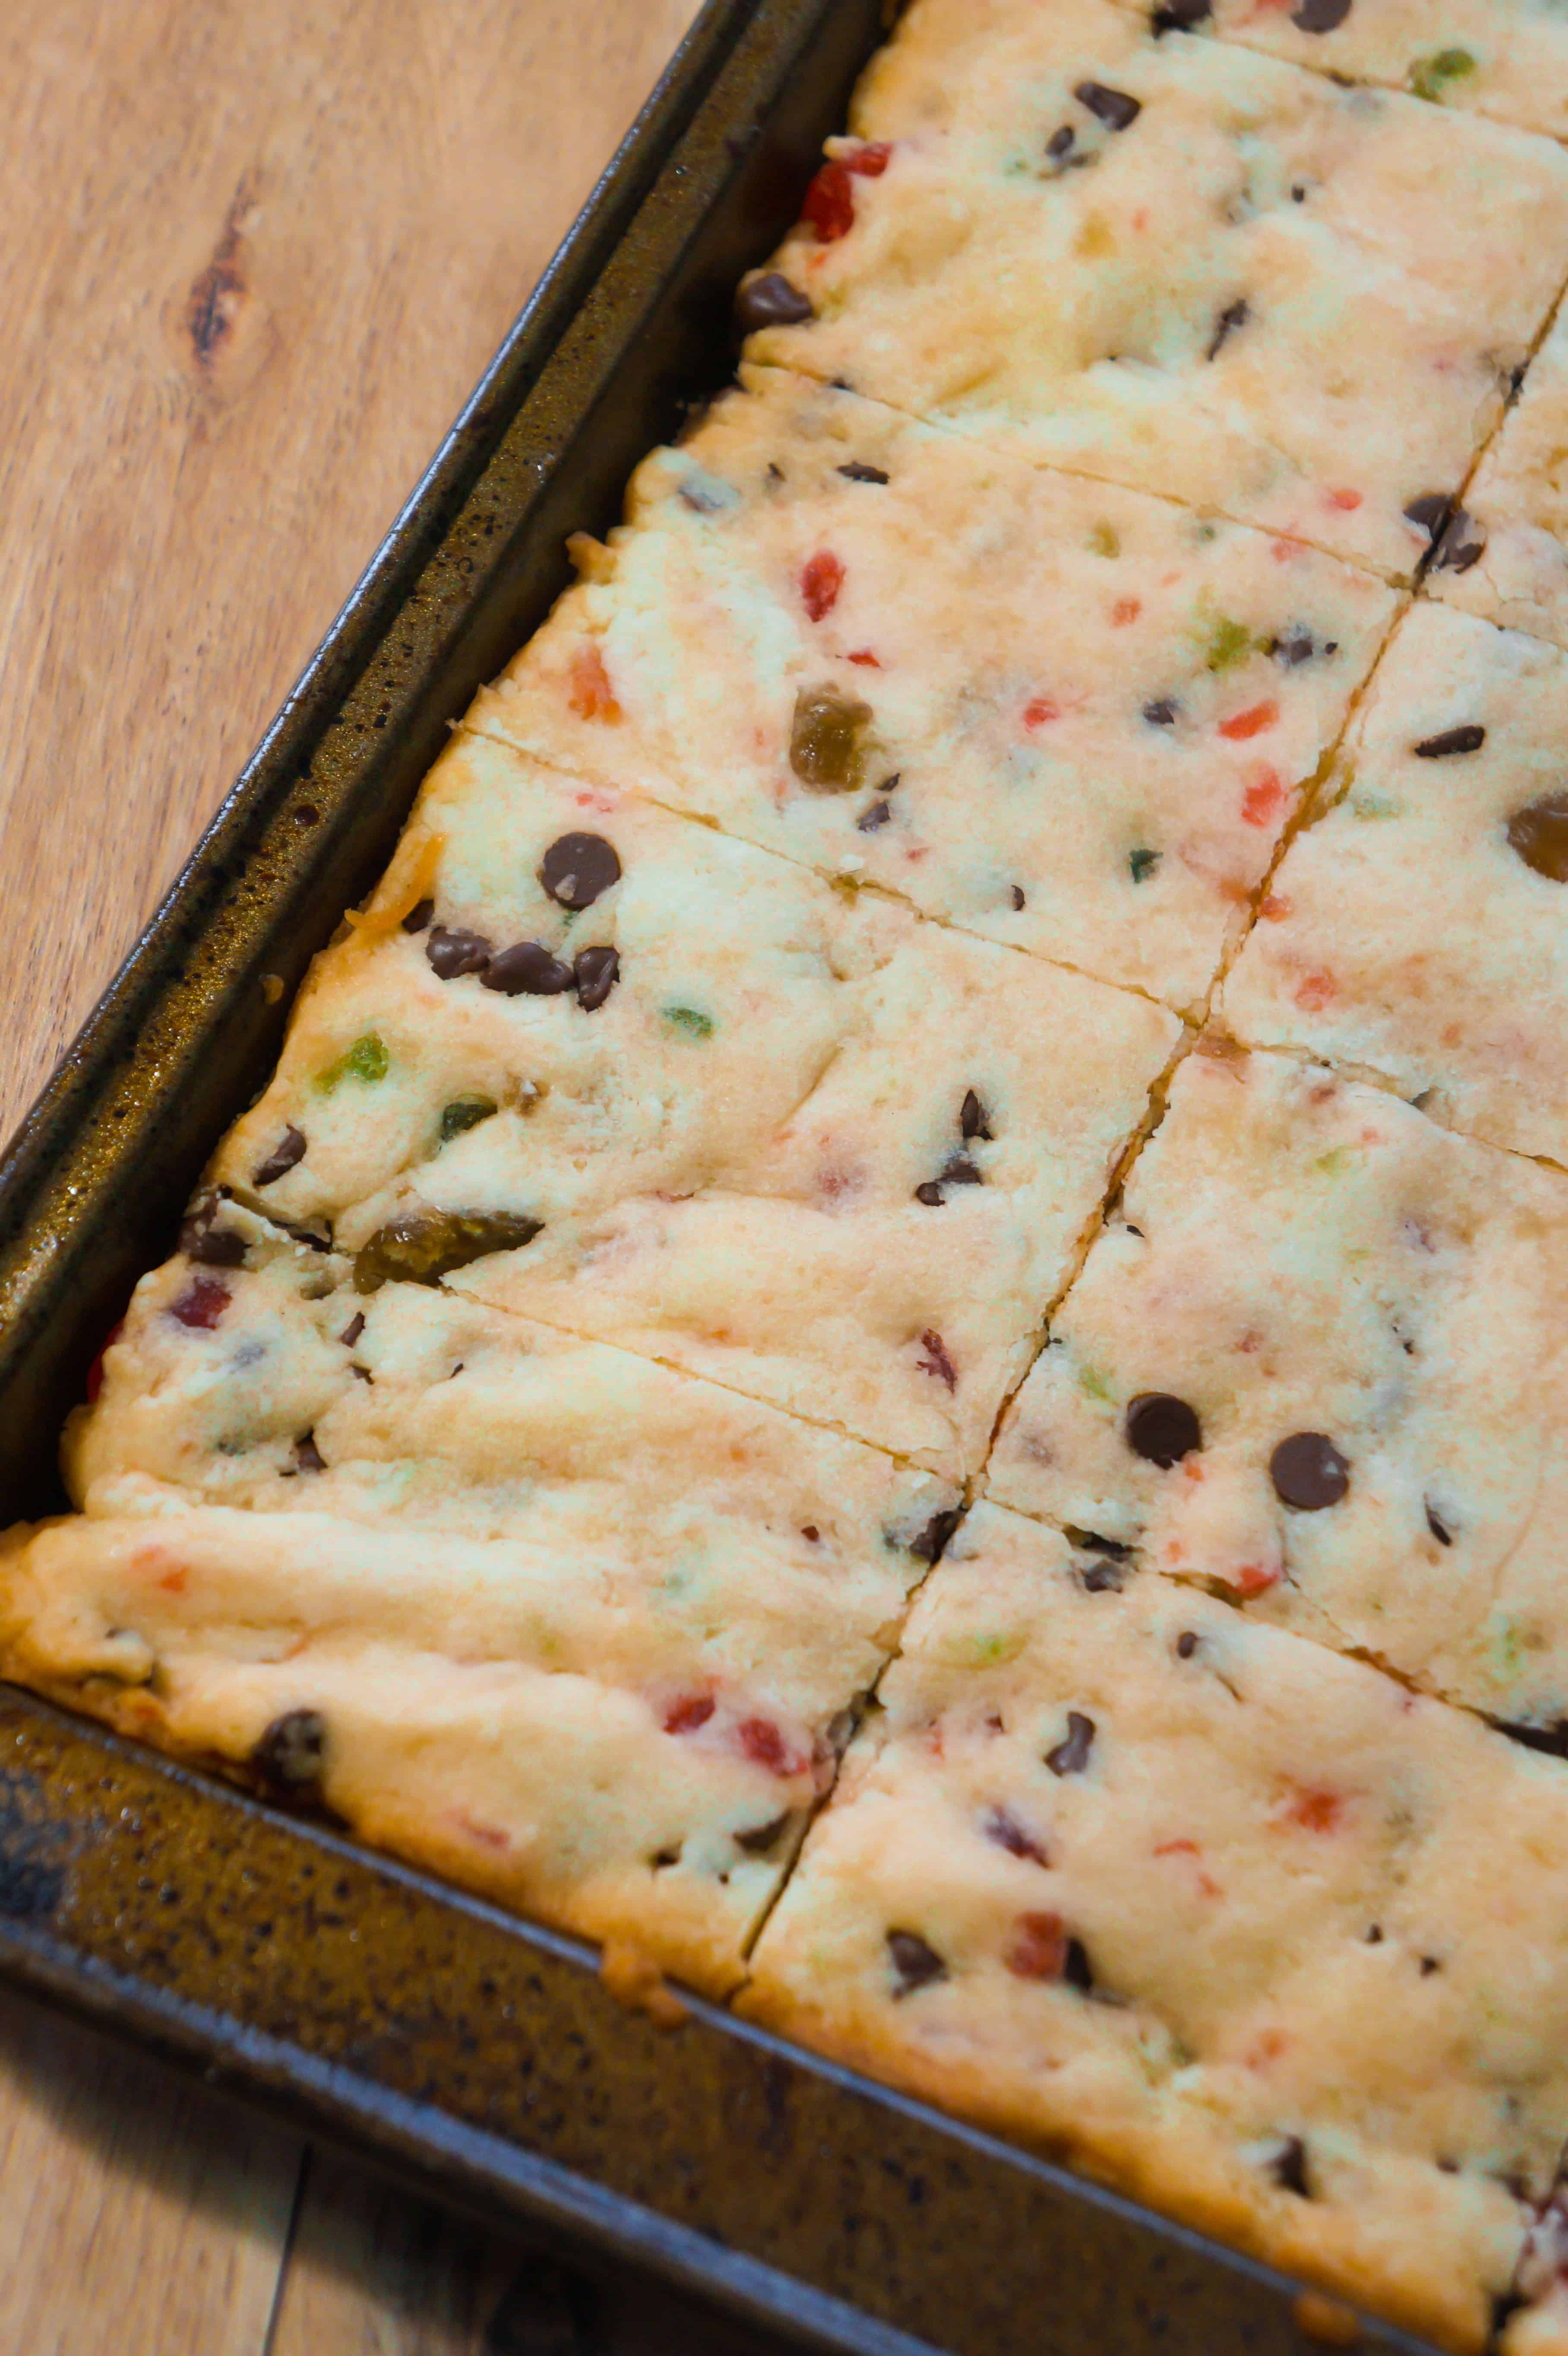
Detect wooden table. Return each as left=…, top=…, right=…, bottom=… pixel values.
left=0, top=6, right=800, bottom=2347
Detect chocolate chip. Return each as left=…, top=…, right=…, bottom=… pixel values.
left=1076, top=81, right=1141, bottom=130
left=483, top=941, right=576, bottom=996
left=1267, top=630, right=1327, bottom=667
left=1426, top=1501, right=1453, bottom=1546
left=1129, top=847, right=1160, bottom=884
left=1265, top=2136, right=1311, bottom=2196
left=292, top=1432, right=325, bottom=1474
left=939, top=1153, right=983, bottom=1188
left=1063, top=1937, right=1094, bottom=1992
left=1206, top=298, right=1249, bottom=361
left=1153, top=0, right=1210, bottom=26
left=1046, top=124, right=1077, bottom=165
left=1365, top=1924, right=1382, bottom=1942
left=1434, top=507, right=1486, bottom=573
left=574, top=944, right=621, bottom=1010
left=353, top=1210, right=544, bottom=1293
left=1291, top=0, right=1351, bottom=28
left=252, top=1125, right=307, bottom=1188
left=340, top=1313, right=365, bottom=1347
left=909, top=1507, right=962, bottom=1563
left=1270, top=1432, right=1350, bottom=1510
left=1142, top=697, right=1179, bottom=726
left=1508, top=798, right=1568, bottom=881
left=887, top=1929, right=948, bottom=1995
left=539, top=831, right=621, bottom=910
left=790, top=683, right=873, bottom=791
left=1078, top=1557, right=1125, bottom=1593
left=179, top=1195, right=248, bottom=1267
left=961, top=1090, right=993, bottom=1141
left=1414, top=724, right=1485, bottom=759
left=401, top=897, right=434, bottom=934
left=735, top=1813, right=793, bottom=1855
left=439, top=1096, right=498, bottom=1144
left=1403, top=491, right=1451, bottom=541
left=857, top=798, right=892, bottom=832
left=1010, top=885, right=1026, bottom=911
left=734, top=270, right=815, bottom=332
left=838, top=461, right=889, bottom=483
left=1046, top=1711, right=1096, bottom=1776
left=1066, top=1528, right=1132, bottom=1560
left=1176, top=1631, right=1198, bottom=1658
left=427, top=925, right=493, bottom=980
left=914, top=1181, right=946, bottom=1207
left=1420, top=1955, right=1441, bottom=1976
left=254, top=1708, right=328, bottom=1794
left=983, top=1808, right=1050, bottom=1866
left=1125, top=1393, right=1202, bottom=1468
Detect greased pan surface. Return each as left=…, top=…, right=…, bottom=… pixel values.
left=0, top=3, right=1445, bottom=2349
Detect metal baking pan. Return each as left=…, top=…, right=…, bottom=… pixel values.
left=0, top=3, right=1442, bottom=2348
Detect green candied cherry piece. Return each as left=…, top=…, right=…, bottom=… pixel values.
left=1201, top=615, right=1255, bottom=674
left=664, top=1006, right=714, bottom=1040
left=1088, top=522, right=1120, bottom=559
left=353, top=1209, right=543, bottom=1293
left=438, top=1096, right=499, bottom=1144
left=789, top=684, right=873, bottom=791
left=1409, top=48, right=1475, bottom=101
left=316, top=1032, right=389, bottom=1094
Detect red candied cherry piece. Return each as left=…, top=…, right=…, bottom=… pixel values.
left=801, top=550, right=845, bottom=621
left=664, top=1694, right=716, bottom=1735
left=169, top=1279, right=231, bottom=1331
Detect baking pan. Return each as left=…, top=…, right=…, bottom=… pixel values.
left=0, top=1, right=1447, bottom=2348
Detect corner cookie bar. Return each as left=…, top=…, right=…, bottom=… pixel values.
left=745, top=1502, right=1568, bottom=2353
left=471, top=368, right=1397, bottom=1013
left=989, top=1044, right=1568, bottom=1731
left=740, top=0, right=1568, bottom=577
left=1221, top=602, right=1568, bottom=1163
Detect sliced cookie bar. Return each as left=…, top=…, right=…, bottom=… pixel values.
left=740, top=0, right=1568, bottom=577
left=1221, top=603, right=1568, bottom=1162
left=471, top=369, right=1397, bottom=1012
left=214, top=732, right=1180, bottom=1477
left=6, top=1229, right=957, bottom=1996
left=745, top=1502, right=1568, bottom=2353
left=988, top=1044, right=1568, bottom=1731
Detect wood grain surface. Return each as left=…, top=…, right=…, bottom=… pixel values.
left=0, top=4, right=814, bottom=2349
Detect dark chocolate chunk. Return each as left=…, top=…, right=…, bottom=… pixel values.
left=483, top=941, right=576, bottom=996
left=1078, top=1556, right=1125, bottom=1593
left=1129, top=847, right=1160, bottom=884
left=1065, top=1528, right=1132, bottom=1560
left=1206, top=298, right=1249, bottom=361
left=574, top=944, right=621, bottom=1010
left=1403, top=491, right=1453, bottom=542
left=539, top=831, right=621, bottom=910
left=1142, top=696, right=1179, bottom=726
left=790, top=683, right=873, bottom=790
left=1176, top=1631, right=1199, bottom=1659
left=354, top=1210, right=543, bottom=1293
left=179, top=1194, right=248, bottom=1267
left=1433, top=507, right=1486, bottom=573
left=838, top=461, right=890, bottom=484
left=401, top=897, right=434, bottom=934
left=857, top=798, right=893, bottom=832
left=1062, top=1936, right=1094, bottom=1992
left=339, top=1313, right=366, bottom=1348
left=292, top=1432, right=326, bottom=1474
left=1076, top=80, right=1142, bottom=130
left=984, top=1807, right=1050, bottom=1866
left=1153, top=0, right=1211, bottom=27
left=735, top=1813, right=793, bottom=1855
left=734, top=270, right=814, bottom=332
left=961, top=1089, right=993, bottom=1141
left=887, top=1928, right=948, bottom=1996
left=1125, top=1392, right=1202, bottom=1467
left=1046, top=1710, right=1097, bottom=1776
left=909, top=1507, right=962, bottom=1563
left=427, top=925, right=493, bottom=980
left=1270, top=1431, right=1350, bottom=1510
left=1045, top=125, right=1077, bottom=167
left=1414, top=723, right=1485, bottom=759
left=1426, top=1500, right=1453, bottom=1546
left=1265, top=2136, right=1311, bottom=2196
left=1508, top=797, right=1568, bottom=881
left=252, top=1125, right=307, bottom=1188
left=254, top=1708, right=328, bottom=1795
left=939, top=1153, right=983, bottom=1188
left=1291, top=0, right=1351, bottom=28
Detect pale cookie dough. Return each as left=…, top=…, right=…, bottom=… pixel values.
left=745, top=1502, right=1568, bottom=2354
left=1426, top=299, right=1568, bottom=655
left=1221, top=603, right=1568, bottom=1163
left=740, top=0, right=1568, bottom=577
left=1107, top=0, right=1568, bottom=144
left=988, top=1045, right=1568, bottom=1731
left=3, top=1228, right=957, bottom=1997
left=214, top=732, right=1180, bottom=1477
left=470, top=369, right=1397, bottom=1012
